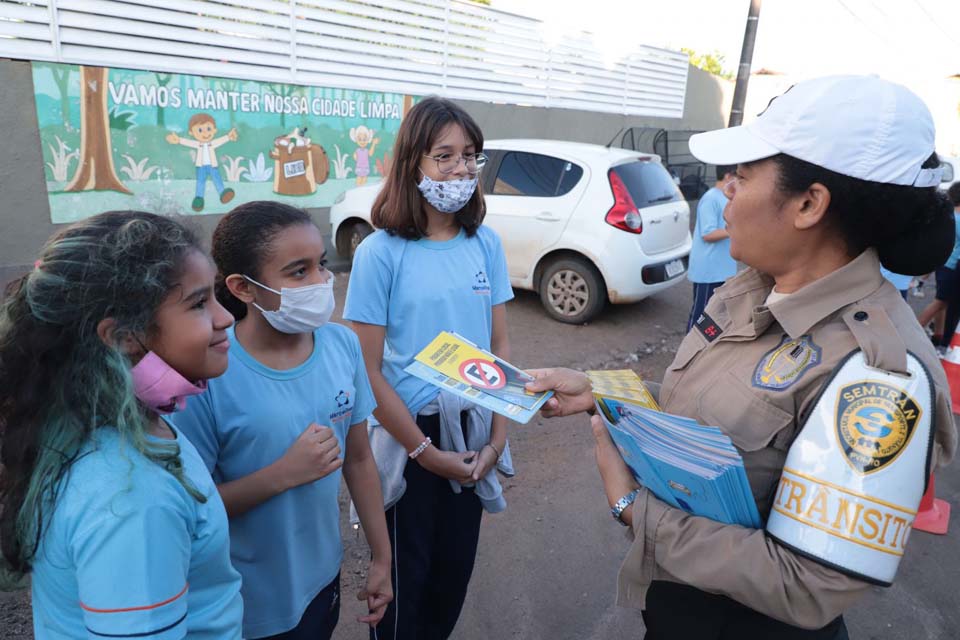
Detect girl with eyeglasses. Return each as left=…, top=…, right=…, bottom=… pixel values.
left=344, top=96, right=514, bottom=640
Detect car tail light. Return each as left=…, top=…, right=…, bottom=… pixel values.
left=605, top=170, right=642, bottom=234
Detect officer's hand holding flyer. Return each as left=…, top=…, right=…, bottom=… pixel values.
left=590, top=370, right=761, bottom=528
left=405, top=331, right=554, bottom=423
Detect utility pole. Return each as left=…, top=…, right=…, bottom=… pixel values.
left=728, top=0, right=762, bottom=127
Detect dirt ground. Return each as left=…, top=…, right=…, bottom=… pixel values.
left=3, top=273, right=958, bottom=639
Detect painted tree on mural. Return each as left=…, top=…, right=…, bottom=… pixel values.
left=267, top=83, right=306, bottom=129
left=156, top=73, right=172, bottom=127
left=65, top=66, right=131, bottom=194
left=50, top=65, right=73, bottom=126
left=216, top=78, right=240, bottom=128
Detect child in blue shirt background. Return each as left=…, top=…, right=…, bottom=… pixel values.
left=917, top=182, right=960, bottom=349
left=687, top=165, right=738, bottom=331
left=0, top=211, right=243, bottom=639
left=174, top=201, right=392, bottom=640
left=345, top=96, right=514, bottom=640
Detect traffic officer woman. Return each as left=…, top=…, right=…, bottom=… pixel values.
left=527, top=75, right=958, bottom=638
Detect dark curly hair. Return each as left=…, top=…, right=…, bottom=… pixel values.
left=0, top=211, right=206, bottom=585
left=772, top=153, right=954, bottom=275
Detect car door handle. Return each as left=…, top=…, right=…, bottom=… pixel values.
left=536, top=212, right=561, bottom=222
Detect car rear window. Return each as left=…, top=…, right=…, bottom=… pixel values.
left=613, top=161, right=683, bottom=208
left=492, top=151, right=584, bottom=197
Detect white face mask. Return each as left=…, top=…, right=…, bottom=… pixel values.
left=244, top=274, right=335, bottom=334
left=417, top=173, right=478, bottom=214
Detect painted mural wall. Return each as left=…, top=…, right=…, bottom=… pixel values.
left=32, top=62, right=415, bottom=223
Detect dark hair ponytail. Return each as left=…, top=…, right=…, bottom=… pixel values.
left=773, top=153, right=954, bottom=275
left=211, top=201, right=314, bottom=320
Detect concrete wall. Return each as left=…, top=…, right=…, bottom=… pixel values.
left=0, top=59, right=730, bottom=288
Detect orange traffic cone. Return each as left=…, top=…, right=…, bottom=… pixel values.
left=941, top=332, right=960, bottom=414
left=913, top=475, right=950, bottom=535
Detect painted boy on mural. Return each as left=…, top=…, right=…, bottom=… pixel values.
left=166, top=113, right=238, bottom=211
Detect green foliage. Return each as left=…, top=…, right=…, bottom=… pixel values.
left=681, top=48, right=734, bottom=81
left=109, top=106, right=138, bottom=131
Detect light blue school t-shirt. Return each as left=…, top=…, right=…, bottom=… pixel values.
left=343, top=225, right=514, bottom=416
left=880, top=266, right=912, bottom=291
left=172, top=323, right=375, bottom=639
left=31, top=425, right=243, bottom=640
left=946, top=212, right=960, bottom=269
left=687, top=187, right=737, bottom=284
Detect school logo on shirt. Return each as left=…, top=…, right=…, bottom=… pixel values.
left=835, top=381, right=921, bottom=474
left=330, top=389, right=353, bottom=424
left=752, top=335, right=822, bottom=391
left=472, top=270, right=491, bottom=295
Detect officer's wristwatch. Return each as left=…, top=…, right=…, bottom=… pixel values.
left=611, top=489, right=640, bottom=526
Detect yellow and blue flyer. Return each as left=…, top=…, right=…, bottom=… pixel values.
left=404, top=331, right=553, bottom=423
left=587, top=369, right=661, bottom=410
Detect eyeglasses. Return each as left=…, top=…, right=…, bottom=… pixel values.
left=423, top=152, right=488, bottom=175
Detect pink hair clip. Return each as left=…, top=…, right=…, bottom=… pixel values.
left=34, top=259, right=42, bottom=269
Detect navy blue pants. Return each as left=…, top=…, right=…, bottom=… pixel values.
left=687, top=281, right=724, bottom=332
left=371, top=413, right=483, bottom=640
left=934, top=266, right=960, bottom=346
left=262, top=574, right=340, bottom=640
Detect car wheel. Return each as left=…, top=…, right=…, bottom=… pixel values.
left=538, top=257, right=606, bottom=324
left=343, top=221, right=373, bottom=259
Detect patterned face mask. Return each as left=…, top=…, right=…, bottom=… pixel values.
left=417, top=173, right=478, bottom=214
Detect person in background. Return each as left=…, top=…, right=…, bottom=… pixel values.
left=686, top=165, right=738, bottom=331
left=917, top=181, right=960, bottom=348
left=880, top=266, right=912, bottom=300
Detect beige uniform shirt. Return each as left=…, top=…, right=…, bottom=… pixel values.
left=618, top=250, right=957, bottom=629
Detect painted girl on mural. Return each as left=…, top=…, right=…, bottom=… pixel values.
left=350, top=125, right=380, bottom=186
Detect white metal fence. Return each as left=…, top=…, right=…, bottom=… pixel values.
left=0, top=0, right=688, bottom=117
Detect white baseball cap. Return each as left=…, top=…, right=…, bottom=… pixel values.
left=689, top=75, right=942, bottom=187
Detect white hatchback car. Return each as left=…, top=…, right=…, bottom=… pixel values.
left=331, top=139, right=692, bottom=324
left=938, top=155, right=959, bottom=192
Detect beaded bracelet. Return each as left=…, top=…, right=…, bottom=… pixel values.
left=409, top=436, right=432, bottom=459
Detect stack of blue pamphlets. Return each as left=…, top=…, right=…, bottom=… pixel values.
left=596, top=396, right=762, bottom=528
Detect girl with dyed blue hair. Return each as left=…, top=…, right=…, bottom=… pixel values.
left=0, top=211, right=243, bottom=639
